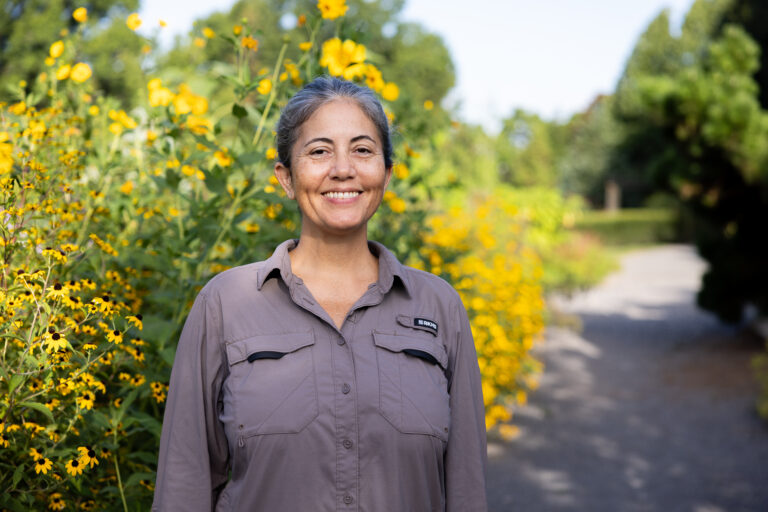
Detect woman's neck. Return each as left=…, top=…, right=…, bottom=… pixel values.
left=288, top=228, right=378, bottom=283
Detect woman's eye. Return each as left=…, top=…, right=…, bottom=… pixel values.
left=354, top=147, right=372, bottom=154
left=309, top=148, right=328, bottom=156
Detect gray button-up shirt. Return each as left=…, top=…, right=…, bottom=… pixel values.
left=153, top=240, right=487, bottom=512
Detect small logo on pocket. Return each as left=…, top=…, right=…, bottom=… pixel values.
left=414, top=317, right=438, bottom=334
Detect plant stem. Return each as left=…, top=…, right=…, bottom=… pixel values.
left=252, top=42, right=288, bottom=147
left=114, top=454, right=129, bottom=512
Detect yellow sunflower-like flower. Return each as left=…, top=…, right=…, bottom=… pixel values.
left=35, top=457, right=53, bottom=474
left=49, top=41, right=64, bottom=59
left=55, top=65, right=71, bottom=81
left=70, top=63, right=92, bottom=83
left=257, top=78, right=272, bottom=95
left=77, top=446, right=99, bottom=468
left=381, top=82, right=399, bottom=102
left=317, top=0, right=348, bottom=19
left=320, top=38, right=366, bottom=80
left=48, top=493, right=66, bottom=510
left=65, top=458, right=84, bottom=476
left=126, top=13, right=142, bottom=31
left=44, top=331, right=68, bottom=353
left=73, top=7, right=87, bottom=23
left=76, top=390, right=95, bottom=410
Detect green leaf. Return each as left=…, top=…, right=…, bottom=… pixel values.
left=232, top=104, right=248, bottom=119
left=12, top=463, right=24, bottom=488
left=8, top=373, right=23, bottom=395
left=124, top=471, right=156, bottom=489
left=19, top=401, right=53, bottom=422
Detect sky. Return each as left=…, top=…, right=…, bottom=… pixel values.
left=140, top=0, right=697, bottom=132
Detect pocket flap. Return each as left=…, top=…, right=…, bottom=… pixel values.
left=226, top=331, right=314, bottom=366
left=373, top=332, right=448, bottom=369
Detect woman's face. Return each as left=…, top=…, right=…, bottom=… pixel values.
left=275, top=99, right=392, bottom=238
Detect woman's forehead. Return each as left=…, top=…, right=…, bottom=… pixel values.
left=297, top=99, right=380, bottom=143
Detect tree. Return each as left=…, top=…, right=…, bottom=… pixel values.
left=495, top=109, right=563, bottom=188
left=614, top=0, right=768, bottom=322
left=0, top=0, right=140, bottom=99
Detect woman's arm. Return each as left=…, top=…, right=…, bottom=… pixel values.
left=153, top=292, right=229, bottom=512
left=445, top=297, right=488, bottom=512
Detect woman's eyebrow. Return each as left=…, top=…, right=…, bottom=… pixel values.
left=351, top=135, right=375, bottom=143
left=303, top=137, right=333, bottom=147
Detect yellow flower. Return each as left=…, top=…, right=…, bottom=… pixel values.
left=384, top=190, right=406, bottom=213
left=35, top=457, right=53, bottom=475
left=65, top=458, right=84, bottom=476
left=49, top=493, right=66, bottom=510
left=77, top=446, right=99, bottom=468
left=424, top=100, right=434, bottom=110
left=233, top=25, right=243, bottom=35
left=381, top=82, right=399, bottom=102
left=73, top=7, right=87, bottom=23
left=127, top=314, right=143, bottom=330
left=365, top=64, right=384, bottom=92
left=49, top=41, right=64, bottom=59
left=241, top=36, right=258, bottom=51
left=214, top=150, right=232, bottom=167
left=119, top=181, right=134, bottom=194
left=265, top=147, right=277, bottom=160
left=76, top=390, right=95, bottom=410
left=393, top=162, right=409, bottom=179
left=193, top=37, right=205, bottom=48
left=203, top=27, right=215, bottom=39
left=299, top=41, right=313, bottom=51
left=30, top=447, right=44, bottom=460
left=257, top=78, right=272, bottom=95
left=298, top=14, right=307, bottom=27
left=88, top=105, right=99, bottom=116
left=320, top=38, right=366, bottom=79
left=159, top=19, right=167, bottom=27
left=317, top=0, right=348, bottom=19
left=106, top=329, right=123, bottom=344
left=55, top=65, right=71, bottom=81
left=70, top=63, right=92, bottom=83
left=126, top=13, right=142, bottom=31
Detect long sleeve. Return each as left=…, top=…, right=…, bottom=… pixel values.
left=153, top=292, right=229, bottom=512
left=445, top=297, right=488, bottom=512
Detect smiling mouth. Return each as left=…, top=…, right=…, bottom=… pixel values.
left=323, top=191, right=361, bottom=199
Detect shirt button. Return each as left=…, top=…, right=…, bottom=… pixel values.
left=342, top=439, right=353, bottom=449
left=343, top=495, right=353, bottom=505
left=341, top=383, right=351, bottom=394
left=337, top=338, right=345, bottom=346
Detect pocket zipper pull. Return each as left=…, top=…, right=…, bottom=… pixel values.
left=238, top=436, right=244, bottom=448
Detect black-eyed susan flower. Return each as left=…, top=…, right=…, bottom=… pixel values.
left=30, top=447, right=43, bottom=460
left=35, top=457, right=53, bottom=475
left=76, top=390, right=95, bottom=410
left=46, top=282, right=69, bottom=300
left=77, top=446, right=99, bottom=468
left=106, top=329, right=123, bottom=344
left=44, top=330, right=67, bottom=353
left=48, top=492, right=66, bottom=510
left=65, top=458, right=83, bottom=476
left=126, top=314, right=143, bottom=330
left=126, top=13, right=141, bottom=31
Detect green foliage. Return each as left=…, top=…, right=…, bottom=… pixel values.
left=0, top=0, right=140, bottom=101
left=496, top=109, right=563, bottom=187
left=575, top=208, right=678, bottom=246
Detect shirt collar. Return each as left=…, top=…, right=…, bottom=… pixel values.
left=256, top=239, right=412, bottom=297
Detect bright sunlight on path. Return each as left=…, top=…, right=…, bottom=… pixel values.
left=487, top=245, right=768, bottom=511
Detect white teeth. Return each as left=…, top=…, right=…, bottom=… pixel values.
left=324, top=191, right=360, bottom=199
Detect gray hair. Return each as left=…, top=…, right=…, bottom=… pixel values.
left=275, top=76, right=394, bottom=170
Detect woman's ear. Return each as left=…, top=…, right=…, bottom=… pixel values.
left=384, top=165, right=393, bottom=190
left=274, top=162, right=295, bottom=199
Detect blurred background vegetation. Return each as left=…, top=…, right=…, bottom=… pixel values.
left=1, top=0, right=768, bottom=509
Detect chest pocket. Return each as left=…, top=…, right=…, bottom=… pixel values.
left=225, top=331, right=318, bottom=436
left=373, top=332, right=450, bottom=441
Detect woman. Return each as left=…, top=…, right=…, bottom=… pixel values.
left=153, top=77, right=487, bottom=512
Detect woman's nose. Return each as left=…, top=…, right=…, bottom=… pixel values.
left=329, top=151, right=355, bottom=179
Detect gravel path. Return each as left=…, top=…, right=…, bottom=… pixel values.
left=487, top=245, right=768, bottom=512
